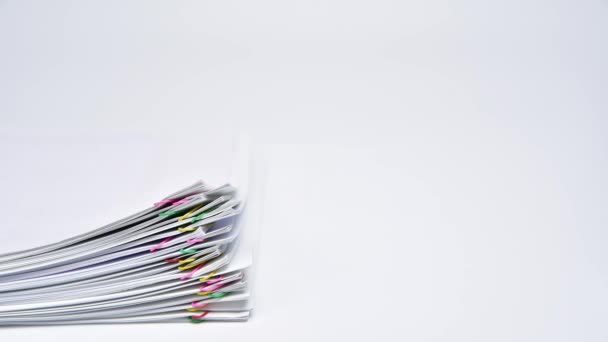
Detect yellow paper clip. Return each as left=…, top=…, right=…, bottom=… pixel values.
left=199, top=271, right=216, bottom=282
left=179, top=259, right=207, bottom=271
left=178, top=204, right=203, bottom=221
left=178, top=258, right=195, bottom=264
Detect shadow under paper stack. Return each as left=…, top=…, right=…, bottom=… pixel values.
left=0, top=181, right=252, bottom=325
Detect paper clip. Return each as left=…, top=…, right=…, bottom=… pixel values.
left=204, top=276, right=223, bottom=285
left=178, top=257, right=196, bottom=264
left=199, top=282, right=223, bottom=293
left=154, top=199, right=176, bottom=206
left=186, top=237, right=205, bottom=246
left=179, top=247, right=198, bottom=255
left=179, top=204, right=203, bottom=221
left=199, top=272, right=216, bottom=282
left=159, top=210, right=182, bottom=217
left=191, top=212, right=208, bottom=223
left=178, top=261, right=206, bottom=271
left=198, top=291, right=227, bottom=298
left=188, top=311, right=209, bottom=323
left=190, top=301, right=208, bottom=309
left=149, top=237, right=171, bottom=252
left=178, top=226, right=196, bottom=233
left=154, top=198, right=190, bottom=206
left=180, top=264, right=204, bottom=280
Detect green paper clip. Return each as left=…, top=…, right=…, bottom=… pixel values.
left=180, top=247, right=198, bottom=255
left=188, top=317, right=206, bottom=324
left=159, top=211, right=178, bottom=217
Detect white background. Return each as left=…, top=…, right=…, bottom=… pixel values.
left=1, top=0, right=607, bottom=340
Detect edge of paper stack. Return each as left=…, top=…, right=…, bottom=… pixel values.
left=0, top=180, right=254, bottom=325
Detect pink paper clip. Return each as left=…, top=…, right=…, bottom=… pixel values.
left=153, top=198, right=190, bottom=206
left=199, top=282, right=224, bottom=293
left=191, top=311, right=209, bottom=319
left=191, top=301, right=208, bottom=308
left=149, top=237, right=171, bottom=252
left=186, top=237, right=205, bottom=246
left=154, top=199, right=176, bottom=206
left=180, top=264, right=204, bottom=280
left=205, top=276, right=223, bottom=285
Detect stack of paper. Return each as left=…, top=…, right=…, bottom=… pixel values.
left=0, top=181, right=252, bottom=325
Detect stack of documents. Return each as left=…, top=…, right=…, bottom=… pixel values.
left=0, top=181, right=252, bottom=325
